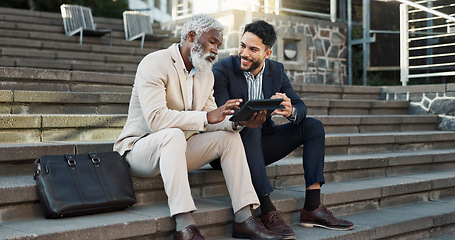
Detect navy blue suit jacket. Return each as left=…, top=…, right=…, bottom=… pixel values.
left=212, top=55, right=307, bottom=131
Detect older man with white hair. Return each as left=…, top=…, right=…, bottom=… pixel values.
left=114, top=14, right=283, bottom=240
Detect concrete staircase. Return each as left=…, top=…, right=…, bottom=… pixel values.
left=1, top=7, right=455, bottom=240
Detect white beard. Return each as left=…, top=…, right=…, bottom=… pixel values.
left=190, top=41, right=218, bottom=73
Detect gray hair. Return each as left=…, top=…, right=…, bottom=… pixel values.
left=179, top=14, right=223, bottom=45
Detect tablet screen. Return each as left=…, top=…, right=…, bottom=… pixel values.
left=229, top=99, right=284, bottom=122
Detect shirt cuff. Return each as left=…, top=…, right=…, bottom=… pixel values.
left=203, top=113, right=208, bottom=130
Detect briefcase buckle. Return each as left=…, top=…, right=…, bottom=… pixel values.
left=67, top=158, right=77, bottom=167
left=91, top=157, right=101, bottom=165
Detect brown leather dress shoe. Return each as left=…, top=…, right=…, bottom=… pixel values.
left=260, top=211, right=296, bottom=239
left=300, top=205, right=354, bottom=231
left=233, top=216, right=283, bottom=239
left=174, top=224, right=205, bottom=240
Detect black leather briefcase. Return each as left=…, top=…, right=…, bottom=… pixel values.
left=34, top=151, right=137, bottom=218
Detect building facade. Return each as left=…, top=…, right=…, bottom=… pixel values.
left=130, top=0, right=348, bottom=85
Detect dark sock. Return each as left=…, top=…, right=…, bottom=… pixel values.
left=259, top=194, right=276, bottom=217
left=303, top=189, right=321, bottom=212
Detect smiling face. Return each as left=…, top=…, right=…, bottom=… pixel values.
left=238, top=32, right=272, bottom=77
left=190, top=28, right=223, bottom=72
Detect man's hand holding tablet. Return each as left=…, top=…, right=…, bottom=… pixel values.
left=229, top=99, right=285, bottom=122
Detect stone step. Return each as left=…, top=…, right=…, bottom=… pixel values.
left=309, top=114, right=438, bottom=133
left=0, top=24, right=176, bottom=51
left=0, top=88, right=406, bottom=114
left=0, top=91, right=131, bottom=114
left=0, top=114, right=438, bottom=143
left=1, top=56, right=137, bottom=75
left=2, top=148, right=455, bottom=219
left=216, top=196, right=455, bottom=240
left=0, top=67, right=134, bottom=93
left=0, top=6, right=137, bottom=33
left=0, top=46, right=144, bottom=65
left=1, top=170, right=454, bottom=239
left=0, top=6, right=133, bottom=32
left=304, top=98, right=409, bottom=115
left=308, top=130, right=455, bottom=156
left=0, top=35, right=156, bottom=57
left=0, top=114, right=126, bottom=143
left=0, top=7, right=65, bottom=27
left=0, top=92, right=129, bottom=114
left=0, top=35, right=159, bottom=63
left=0, top=20, right=133, bottom=48
left=302, top=148, right=455, bottom=184
left=1, top=130, right=454, bottom=167
left=0, top=68, right=388, bottom=102
left=292, top=83, right=382, bottom=100
left=0, top=8, right=177, bottom=50
left=431, top=233, right=455, bottom=240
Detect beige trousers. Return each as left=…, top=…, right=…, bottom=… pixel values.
left=125, top=128, right=259, bottom=217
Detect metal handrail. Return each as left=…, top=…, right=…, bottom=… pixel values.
left=399, top=0, right=455, bottom=85
left=396, top=0, right=455, bottom=22
left=409, top=52, right=455, bottom=60
left=410, top=32, right=455, bottom=41
left=410, top=42, right=455, bottom=50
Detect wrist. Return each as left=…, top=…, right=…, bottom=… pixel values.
left=287, top=106, right=297, bottom=121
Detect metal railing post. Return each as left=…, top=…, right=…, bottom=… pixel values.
left=362, top=0, right=370, bottom=86
left=399, top=4, right=409, bottom=86
left=330, top=0, right=337, bottom=22
left=347, top=0, right=352, bottom=85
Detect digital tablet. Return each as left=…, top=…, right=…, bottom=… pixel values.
left=229, top=99, right=284, bottom=122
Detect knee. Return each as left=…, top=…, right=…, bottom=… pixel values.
left=161, top=128, right=187, bottom=147
left=301, top=118, right=325, bottom=137
left=218, top=131, right=246, bottom=163
left=223, top=131, right=243, bottom=146
left=240, top=126, right=262, bottom=141
left=218, top=131, right=245, bottom=154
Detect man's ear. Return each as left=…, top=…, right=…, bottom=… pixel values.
left=265, top=48, right=273, bottom=59
left=187, top=31, right=196, bottom=43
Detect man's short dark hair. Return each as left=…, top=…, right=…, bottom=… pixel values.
left=243, top=20, right=277, bottom=49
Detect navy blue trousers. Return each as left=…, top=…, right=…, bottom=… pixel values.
left=239, top=117, right=326, bottom=197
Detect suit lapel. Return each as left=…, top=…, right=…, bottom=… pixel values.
left=233, top=56, right=249, bottom=101
left=169, top=44, right=189, bottom=110
left=262, top=59, right=272, bottom=99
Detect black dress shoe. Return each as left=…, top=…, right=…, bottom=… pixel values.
left=233, top=216, right=283, bottom=239
left=261, top=211, right=296, bottom=239
left=174, top=224, right=205, bottom=240
left=300, top=205, right=354, bottom=231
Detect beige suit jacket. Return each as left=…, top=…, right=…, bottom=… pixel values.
left=114, top=44, right=235, bottom=155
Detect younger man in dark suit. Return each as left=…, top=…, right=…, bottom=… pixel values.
left=212, top=20, right=354, bottom=239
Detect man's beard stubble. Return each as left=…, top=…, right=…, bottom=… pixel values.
left=238, top=55, right=262, bottom=73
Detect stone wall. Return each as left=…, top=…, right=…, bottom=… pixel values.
left=381, top=83, right=455, bottom=131
left=163, top=9, right=348, bottom=85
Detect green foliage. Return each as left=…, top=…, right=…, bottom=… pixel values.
left=367, top=71, right=400, bottom=86
left=350, top=25, right=364, bottom=86
left=0, top=0, right=128, bottom=19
